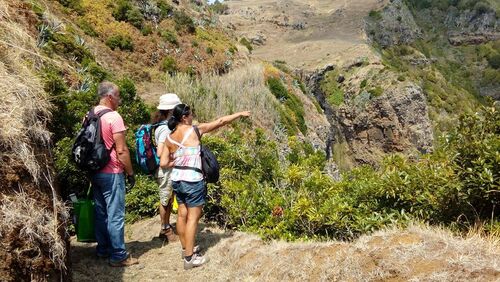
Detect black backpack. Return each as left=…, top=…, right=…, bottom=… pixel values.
left=72, top=108, right=113, bottom=173
left=193, top=126, right=220, bottom=183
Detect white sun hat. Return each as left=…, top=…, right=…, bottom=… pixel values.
left=157, top=93, right=181, bottom=110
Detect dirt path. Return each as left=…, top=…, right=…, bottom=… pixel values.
left=71, top=217, right=500, bottom=281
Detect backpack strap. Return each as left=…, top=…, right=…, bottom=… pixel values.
left=173, top=166, right=203, bottom=174
left=193, top=126, right=202, bottom=144
left=92, top=108, right=114, bottom=150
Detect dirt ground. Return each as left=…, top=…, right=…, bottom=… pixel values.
left=220, top=0, right=389, bottom=70
left=71, top=216, right=500, bottom=281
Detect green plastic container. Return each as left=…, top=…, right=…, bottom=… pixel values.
left=74, top=186, right=96, bottom=242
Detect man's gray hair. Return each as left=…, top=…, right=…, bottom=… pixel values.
left=98, top=81, right=118, bottom=98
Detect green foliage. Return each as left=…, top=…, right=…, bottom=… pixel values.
left=368, top=86, right=384, bottom=97
left=141, top=24, right=153, bottom=36
left=112, top=0, right=133, bottom=22
left=160, top=30, right=178, bottom=45
left=266, top=77, right=307, bottom=135
left=125, top=175, right=159, bottom=223
left=206, top=46, right=214, bottom=55
left=239, top=37, right=253, bottom=52
left=105, top=34, right=134, bottom=51
left=160, top=56, right=178, bottom=74
left=173, top=10, right=195, bottom=34
left=321, top=70, right=345, bottom=106
left=487, top=54, right=500, bottom=69
left=77, top=19, right=98, bottom=37
left=42, top=31, right=93, bottom=62
left=157, top=0, right=173, bottom=19
left=209, top=0, right=229, bottom=14
left=368, top=10, right=382, bottom=20
left=443, top=104, right=500, bottom=219
left=126, top=8, right=145, bottom=29
left=200, top=105, right=499, bottom=240
left=360, top=79, right=367, bottom=88
left=58, top=0, right=84, bottom=14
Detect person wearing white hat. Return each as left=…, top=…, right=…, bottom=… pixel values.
left=152, top=93, right=182, bottom=242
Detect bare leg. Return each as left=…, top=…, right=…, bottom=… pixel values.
left=160, top=196, right=174, bottom=226
left=183, top=205, right=202, bottom=257
left=176, top=203, right=188, bottom=249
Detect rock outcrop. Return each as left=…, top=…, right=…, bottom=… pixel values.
left=338, top=84, right=433, bottom=164
left=445, top=8, right=500, bottom=45
left=365, top=0, right=422, bottom=47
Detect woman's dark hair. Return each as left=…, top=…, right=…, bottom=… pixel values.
left=151, top=110, right=171, bottom=124
left=167, top=103, right=191, bottom=130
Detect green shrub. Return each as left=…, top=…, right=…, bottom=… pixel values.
left=173, top=10, right=195, bottom=34
left=126, top=8, right=144, bottom=29
left=240, top=37, right=253, bottom=52
left=487, top=54, right=500, bottom=69
left=368, top=86, right=384, bottom=97
left=141, top=24, right=153, bottom=36
left=160, top=30, right=178, bottom=45
left=43, top=32, right=93, bottom=62
left=157, top=0, right=173, bottom=19
left=210, top=0, right=229, bottom=14
left=125, top=175, right=159, bottom=223
left=206, top=46, right=214, bottom=55
left=58, top=0, right=84, bottom=14
left=160, top=56, right=177, bottom=74
left=266, top=77, right=306, bottom=135
left=473, top=1, right=492, bottom=14
left=77, top=19, right=98, bottom=37
left=112, top=0, right=132, bottom=22
left=105, top=35, right=134, bottom=51
left=360, top=79, right=367, bottom=88
left=368, top=10, right=382, bottom=20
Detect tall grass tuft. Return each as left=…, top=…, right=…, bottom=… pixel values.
left=164, top=63, right=280, bottom=133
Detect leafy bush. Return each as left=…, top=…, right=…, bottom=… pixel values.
left=157, top=0, right=173, bottom=19
left=173, top=10, right=196, bottom=34
left=201, top=104, right=499, bottom=240
left=240, top=37, right=253, bottom=52
left=141, top=24, right=153, bottom=36
left=368, top=10, right=382, bottom=20
left=112, top=0, right=133, bottom=22
left=368, top=86, right=384, bottom=97
left=266, top=77, right=306, bottom=134
left=487, top=54, right=500, bottom=69
left=77, top=19, right=98, bottom=37
left=125, top=175, right=159, bottom=223
left=160, top=30, right=178, bottom=45
left=160, top=56, right=178, bottom=74
left=105, top=35, right=134, bottom=51
left=210, top=0, right=229, bottom=14
left=126, top=8, right=144, bottom=29
left=58, top=0, right=84, bottom=14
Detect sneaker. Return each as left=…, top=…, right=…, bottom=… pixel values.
left=184, top=253, right=209, bottom=270
left=159, top=227, right=178, bottom=242
left=109, top=254, right=139, bottom=267
left=181, top=245, right=201, bottom=259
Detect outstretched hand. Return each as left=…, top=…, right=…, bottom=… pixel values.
left=239, top=111, right=251, bottom=117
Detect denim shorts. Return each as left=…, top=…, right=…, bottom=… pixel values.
left=172, top=180, right=206, bottom=208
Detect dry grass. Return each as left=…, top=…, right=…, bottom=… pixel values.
left=0, top=191, right=69, bottom=271
left=71, top=218, right=500, bottom=281
left=0, top=0, right=52, bottom=182
left=164, top=63, right=280, bottom=132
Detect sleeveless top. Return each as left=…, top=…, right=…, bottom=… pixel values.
left=167, top=126, right=203, bottom=182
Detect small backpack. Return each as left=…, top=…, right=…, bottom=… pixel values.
left=135, top=122, right=166, bottom=175
left=72, top=108, right=113, bottom=173
left=193, top=126, right=220, bottom=183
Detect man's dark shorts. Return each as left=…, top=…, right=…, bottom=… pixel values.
left=172, top=180, right=206, bottom=207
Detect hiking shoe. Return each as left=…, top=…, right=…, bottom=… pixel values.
left=109, top=254, right=139, bottom=267
left=184, top=253, right=209, bottom=270
left=181, top=245, right=201, bottom=259
left=159, top=227, right=178, bottom=242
